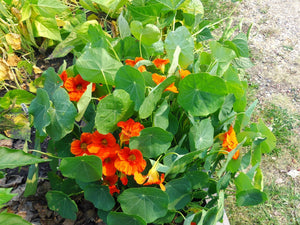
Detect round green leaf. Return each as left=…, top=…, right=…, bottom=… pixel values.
left=189, top=118, right=214, bottom=151
left=115, top=66, right=145, bottom=111
left=95, top=89, right=134, bottom=134
left=130, top=21, right=161, bottom=45
left=236, top=189, right=267, bottom=206
left=107, top=212, right=146, bottom=225
left=165, top=177, right=192, bottom=210
left=84, top=184, right=115, bottom=211
left=130, top=21, right=143, bottom=40
left=129, top=127, right=173, bottom=158
left=165, top=26, right=194, bottom=68
left=178, top=73, right=227, bottom=116
left=46, top=190, right=78, bottom=220
left=186, top=171, right=209, bottom=189
left=118, top=187, right=169, bottom=223
left=45, top=88, right=77, bottom=141
left=59, top=156, right=102, bottom=182
left=28, top=88, right=51, bottom=136
left=76, top=47, right=122, bottom=85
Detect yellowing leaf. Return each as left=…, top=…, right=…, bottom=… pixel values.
left=0, top=59, right=13, bottom=81
left=33, top=65, right=43, bottom=74
left=5, top=33, right=22, bottom=50
left=7, top=53, right=21, bottom=67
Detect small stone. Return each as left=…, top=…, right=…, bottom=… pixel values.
left=275, top=178, right=284, bottom=184
left=287, top=170, right=300, bottom=178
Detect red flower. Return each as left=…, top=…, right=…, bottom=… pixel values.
left=64, top=74, right=96, bottom=102
left=108, top=185, right=120, bottom=195
left=117, top=118, right=144, bottom=145
left=70, top=133, right=93, bottom=156
left=152, top=73, right=178, bottom=93
left=114, top=147, right=146, bottom=176
left=103, top=174, right=118, bottom=186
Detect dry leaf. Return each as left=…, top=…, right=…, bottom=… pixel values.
left=7, top=53, right=21, bottom=66
left=5, top=33, right=22, bottom=50
left=11, top=7, right=21, bottom=20
left=33, top=65, right=43, bottom=74
left=0, top=59, right=11, bottom=81
left=0, top=139, right=13, bottom=148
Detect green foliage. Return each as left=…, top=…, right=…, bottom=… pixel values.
left=1, top=0, right=276, bottom=224
left=59, top=156, right=102, bottom=182
left=46, top=191, right=78, bottom=220
left=118, top=187, right=169, bottom=223
left=0, top=147, right=50, bottom=169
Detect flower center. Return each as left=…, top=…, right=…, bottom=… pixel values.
left=101, top=139, right=108, bottom=146
left=80, top=142, right=88, bottom=150
left=104, top=157, right=111, bottom=163
left=76, top=84, right=83, bottom=90
left=128, top=154, right=136, bottom=161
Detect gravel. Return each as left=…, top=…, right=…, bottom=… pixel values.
left=236, top=0, right=300, bottom=114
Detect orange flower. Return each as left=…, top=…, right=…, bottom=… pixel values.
left=102, top=150, right=118, bottom=176
left=64, top=74, right=96, bottom=102
left=59, top=70, right=68, bottom=87
left=120, top=173, right=128, bottom=186
left=109, top=185, right=120, bottom=195
left=152, top=58, right=170, bottom=73
left=103, top=174, right=118, bottom=186
left=70, top=133, right=93, bottom=156
left=125, top=57, right=146, bottom=72
left=219, top=126, right=240, bottom=160
left=191, top=223, right=197, bottom=225
left=152, top=73, right=178, bottom=93
left=134, top=157, right=166, bottom=191
left=114, top=147, right=146, bottom=176
left=179, top=69, right=191, bottom=79
left=117, top=119, right=144, bottom=145
left=103, top=175, right=120, bottom=195
left=88, top=131, right=118, bottom=155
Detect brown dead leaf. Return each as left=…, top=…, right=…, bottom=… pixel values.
left=33, top=65, right=43, bottom=74
left=7, top=53, right=21, bottom=66
left=5, top=33, right=22, bottom=50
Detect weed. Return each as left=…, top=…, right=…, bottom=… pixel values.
left=258, top=104, right=299, bottom=155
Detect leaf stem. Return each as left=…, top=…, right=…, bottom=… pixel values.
left=29, top=149, right=61, bottom=159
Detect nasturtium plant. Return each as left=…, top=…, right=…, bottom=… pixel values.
left=0, top=0, right=276, bottom=224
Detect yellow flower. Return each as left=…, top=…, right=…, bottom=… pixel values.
left=134, top=157, right=166, bottom=191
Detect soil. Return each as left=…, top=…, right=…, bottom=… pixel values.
left=1, top=0, right=300, bottom=224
